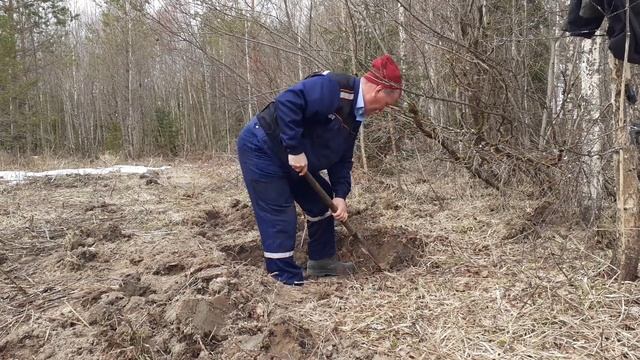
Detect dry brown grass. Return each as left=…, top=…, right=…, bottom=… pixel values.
left=0, top=155, right=638, bottom=359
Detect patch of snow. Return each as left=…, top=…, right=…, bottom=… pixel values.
left=0, top=165, right=171, bottom=184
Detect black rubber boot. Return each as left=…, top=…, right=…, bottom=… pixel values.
left=306, top=256, right=356, bottom=277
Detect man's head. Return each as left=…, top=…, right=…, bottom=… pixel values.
left=362, top=54, right=402, bottom=115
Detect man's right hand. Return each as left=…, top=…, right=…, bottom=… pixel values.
left=288, top=153, right=308, bottom=176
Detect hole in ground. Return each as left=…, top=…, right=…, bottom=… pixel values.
left=219, top=225, right=424, bottom=274
left=336, top=225, right=423, bottom=272
left=220, top=242, right=264, bottom=267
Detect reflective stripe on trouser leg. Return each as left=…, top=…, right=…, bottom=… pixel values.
left=263, top=250, right=294, bottom=259
left=290, top=172, right=337, bottom=261
left=237, top=119, right=303, bottom=284
left=306, top=211, right=331, bottom=222
left=307, top=215, right=336, bottom=261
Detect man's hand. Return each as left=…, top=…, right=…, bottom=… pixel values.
left=332, top=197, right=348, bottom=222
left=288, top=153, right=308, bottom=175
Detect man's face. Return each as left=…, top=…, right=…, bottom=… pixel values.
left=365, top=86, right=401, bottom=116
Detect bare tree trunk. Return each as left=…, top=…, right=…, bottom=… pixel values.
left=343, top=0, right=368, bottom=173
left=244, top=0, right=254, bottom=117
left=398, top=1, right=406, bottom=70
left=201, top=52, right=213, bottom=151
left=307, top=0, right=314, bottom=55
left=186, top=74, right=196, bottom=147
left=522, top=0, right=529, bottom=140
left=220, top=46, right=231, bottom=153
left=297, top=31, right=303, bottom=80
left=579, top=36, right=603, bottom=224
left=610, top=11, right=640, bottom=281
left=540, top=0, right=561, bottom=148
left=45, top=89, right=52, bottom=152
left=64, top=57, right=75, bottom=151
left=392, top=0, right=407, bottom=188
left=124, top=0, right=135, bottom=158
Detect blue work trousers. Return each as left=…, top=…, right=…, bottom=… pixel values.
left=237, top=118, right=336, bottom=284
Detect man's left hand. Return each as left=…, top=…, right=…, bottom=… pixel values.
left=332, top=197, right=348, bottom=222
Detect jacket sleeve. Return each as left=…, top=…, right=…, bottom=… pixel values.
left=563, top=0, right=605, bottom=38
left=275, top=76, right=340, bottom=155
left=327, top=124, right=361, bottom=199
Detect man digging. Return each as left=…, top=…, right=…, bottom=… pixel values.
left=237, top=55, right=402, bottom=285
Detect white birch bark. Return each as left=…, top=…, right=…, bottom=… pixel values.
left=579, top=36, right=603, bottom=223
left=540, top=0, right=561, bottom=148
left=244, top=0, right=254, bottom=117
left=125, top=0, right=135, bottom=157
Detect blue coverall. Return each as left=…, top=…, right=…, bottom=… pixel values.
left=237, top=74, right=361, bottom=284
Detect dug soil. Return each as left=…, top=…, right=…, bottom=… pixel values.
left=1, top=159, right=636, bottom=359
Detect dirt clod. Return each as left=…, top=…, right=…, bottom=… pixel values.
left=74, top=247, right=97, bottom=262
left=152, top=261, right=186, bottom=276
left=229, top=198, right=242, bottom=208
left=220, top=241, right=263, bottom=266
left=226, top=202, right=256, bottom=230
left=167, top=296, right=230, bottom=337
left=118, top=273, right=150, bottom=297
left=100, top=224, right=131, bottom=242
left=86, top=303, right=118, bottom=325
left=84, top=201, right=117, bottom=213
left=145, top=178, right=160, bottom=185
left=140, top=170, right=160, bottom=179
left=238, top=333, right=266, bottom=351
left=64, top=232, right=86, bottom=251
left=76, top=223, right=131, bottom=243
left=99, top=291, right=126, bottom=306
left=265, top=321, right=314, bottom=359
left=206, top=209, right=223, bottom=223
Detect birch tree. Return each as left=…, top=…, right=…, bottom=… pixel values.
left=579, top=36, right=604, bottom=224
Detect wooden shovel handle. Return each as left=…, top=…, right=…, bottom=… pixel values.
left=303, top=172, right=385, bottom=270
left=303, top=172, right=339, bottom=213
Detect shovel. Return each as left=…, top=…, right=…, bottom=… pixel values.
left=303, top=172, right=385, bottom=271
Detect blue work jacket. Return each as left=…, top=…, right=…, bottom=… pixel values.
left=261, top=73, right=362, bottom=199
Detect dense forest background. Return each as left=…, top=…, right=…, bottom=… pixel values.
left=0, top=0, right=595, bottom=159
